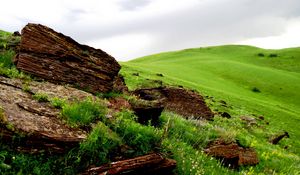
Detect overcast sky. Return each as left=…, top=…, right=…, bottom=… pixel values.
left=1, top=0, right=300, bottom=61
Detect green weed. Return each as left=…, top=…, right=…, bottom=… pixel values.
left=32, top=93, right=49, bottom=102
left=61, top=98, right=107, bottom=127
left=50, top=97, right=66, bottom=109
left=80, top=122, right=122, bottom=165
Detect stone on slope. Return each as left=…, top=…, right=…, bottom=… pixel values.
left=133, top=87, right=214, bottom=120
left=15, top=23, right=121, bottom=93
left=204, top=140, right=259, bottom=169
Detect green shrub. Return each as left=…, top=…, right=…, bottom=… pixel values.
left=33, top=93, right=49, bottom=102
left=80, top=122, right=122, bottom=165
left=61, top=98, right=107, bottom=127
left=50, top=97, right=66, bottom=109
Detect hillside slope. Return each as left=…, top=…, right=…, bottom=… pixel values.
left=122, top=45, right=300, bottom=154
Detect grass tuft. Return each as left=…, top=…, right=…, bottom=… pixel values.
left=61, top=98, right=107, bottom=127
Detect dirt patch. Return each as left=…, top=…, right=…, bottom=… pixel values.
left=133, top=87, right=214, bottom=120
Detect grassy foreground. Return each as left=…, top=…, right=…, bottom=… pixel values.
left=121, top=45, right=300, bottom=174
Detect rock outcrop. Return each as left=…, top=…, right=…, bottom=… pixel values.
left=133, top=87, right=214, bottom=120
left=0, top=76, right=89, bottom=153
left=14, top=23, right=121, bottom=93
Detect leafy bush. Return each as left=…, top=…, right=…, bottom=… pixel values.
left=61, top=98, right=107, bottom=127
left=80, top=122, right=122, bottom=165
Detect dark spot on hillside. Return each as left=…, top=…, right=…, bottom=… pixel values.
left=132, top=73, right=139, bottom=76
left=156, top=73, right=164, bottom=77
left=270, top=131, right=289, bottom=145
left=221, top=112, right=231, bottom=119
left=252, top=87, right=261, bottom=93
left=257, top=53, right=264, bottom=57
left=269, top=53, right=278, bottom=57
left=131, top=100, right=164, bottom=126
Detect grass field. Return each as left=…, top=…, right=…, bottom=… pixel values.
left=121, top=45, right=300, bottom=174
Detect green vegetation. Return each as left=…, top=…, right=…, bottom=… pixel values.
left=49, top=97, right=66, bottom=109
left=32, top=93, right=49, bottom=102
left=121, top=45, right=300, bottom=174
left=0, top=31, right=30, bottom=80
left=109, top=110, right=162, bottom=155
left=61, top=98, right=107, bottom=127
left=0, top=30, right=12, bottom=49
left=80, top=122, right=122, bottom=164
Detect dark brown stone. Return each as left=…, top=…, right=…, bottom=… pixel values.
left=112, top=75, right=128, bottom=93
left=133, top=87, right=214, bottom=120
left=131, top=100, right=164, bottom=125
left=205, top=140, right=259, bottom=169
left=15, top=23, right=121, bottom=93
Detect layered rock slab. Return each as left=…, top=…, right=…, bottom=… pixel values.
left=0, top=76, right=87, bottom=153
left=14, top=23, right=121, bottom=93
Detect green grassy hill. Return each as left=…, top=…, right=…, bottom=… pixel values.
left=121, top=45, right=300, bottom=173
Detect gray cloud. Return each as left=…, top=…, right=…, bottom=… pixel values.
left=2, top=0, right=300, bottom=60
left=118, top=0, right=151, bottom=11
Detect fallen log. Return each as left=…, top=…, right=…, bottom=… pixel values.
left=85, top=153, right=176, bottom=175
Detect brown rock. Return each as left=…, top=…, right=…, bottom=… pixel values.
left=240, top=116, right=257, bottom=126
left=15, top=23, right=121, bottom=93
left=108, top=97, right=131, bottom=112
left=205, top=140, right=259, bottom=169
left=131, top=100, right=164, bottom=126
left=112, top=75, right=128, bottom=93
left=0, top=76, right=87, bottom=153
left=133, top=87, right=214, bottom=120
